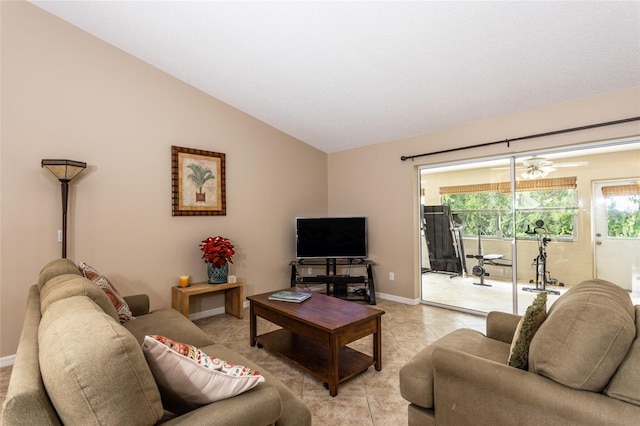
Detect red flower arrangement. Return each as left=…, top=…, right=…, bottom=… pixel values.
left=200, top=236, right=235, bottom=268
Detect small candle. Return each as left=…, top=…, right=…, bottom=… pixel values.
left=179, top=275, right=190, bottom=287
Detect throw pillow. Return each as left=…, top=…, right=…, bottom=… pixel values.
left=142, top=335, right=264, bottom=408
left=508, top=291, right=547, bottom=369
left=142, top=335, right=265, bottom=408
left=78, top=261, right=134, bottom=322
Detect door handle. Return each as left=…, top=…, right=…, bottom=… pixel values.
left=596, top=241, right=602, bottom=245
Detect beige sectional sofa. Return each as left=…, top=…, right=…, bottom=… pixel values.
left=2, top=259, right=312, bottom=425
left=400, top=279, right=640, bottom=425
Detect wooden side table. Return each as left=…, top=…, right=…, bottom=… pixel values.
left=171, top=281, right=244, bottom=319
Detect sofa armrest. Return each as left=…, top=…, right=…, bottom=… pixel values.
left=432, top=346, right=640, bottom=425
left=486, top=311, right=521, bottom=344
left=2, top=285, right=61, bottom=426
left=123, top=294, right=150, bottom=316
left=159, top=383, right=282, bottom=426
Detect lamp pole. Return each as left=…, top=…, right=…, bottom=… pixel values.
left=60, top=179, right=70, bottom=258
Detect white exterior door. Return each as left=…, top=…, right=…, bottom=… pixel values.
left=593, top=180, right=640, bottom=292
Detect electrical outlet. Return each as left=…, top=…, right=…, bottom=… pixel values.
left=307, top=268, right=312, bottom=274
left=57, top=230, right=63, bottom=243
left=389, top=272, right=395, bottom=281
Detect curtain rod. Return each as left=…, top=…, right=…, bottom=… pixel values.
left=400, top=116, right=640, bottom=161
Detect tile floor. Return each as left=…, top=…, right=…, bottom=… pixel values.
left=422, top=272, right=569, bottom=315
left=422, top=272, right=640, bottom=315
left=0, top=298, right=487, bottom=425
left=195, top=298, right=487, bottom=425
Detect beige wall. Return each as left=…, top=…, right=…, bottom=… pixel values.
left=0, top=2, right=327, bottom=358
left=328, top=87, right=640, bottom=300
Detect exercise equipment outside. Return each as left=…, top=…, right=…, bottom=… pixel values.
left=522, top=220, right=563, bottom=295
left=466, top=229, right=512, bottom=287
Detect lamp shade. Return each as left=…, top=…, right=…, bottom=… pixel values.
left=41, top=159, right=87, bottom=181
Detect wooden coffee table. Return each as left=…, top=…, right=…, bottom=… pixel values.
left=247, top=288, right=384, bottom=396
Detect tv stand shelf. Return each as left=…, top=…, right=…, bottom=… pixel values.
left=289, top=258, right=376, bottom=305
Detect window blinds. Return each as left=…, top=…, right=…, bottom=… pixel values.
left=439, top=177, right=577, bottom=195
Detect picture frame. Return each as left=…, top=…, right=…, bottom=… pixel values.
left=171, top=145, right=226, bottom=216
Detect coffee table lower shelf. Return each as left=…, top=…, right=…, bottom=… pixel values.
left=255, top=328, right=374, bottom=388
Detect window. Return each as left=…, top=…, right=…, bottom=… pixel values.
left=602, top=184, right=640, bottom=238
left=441, top=177, right=578, bottom=240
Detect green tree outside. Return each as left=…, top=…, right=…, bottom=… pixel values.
left=607, top=195, right=640, bottom=238
left=442, top=189, right=579, bottom=239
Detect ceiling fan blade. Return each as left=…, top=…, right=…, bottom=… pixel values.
left=522, top=157, right=552, bottom=168
left=552, top=161, right=589, bottom=168
left=492, top=159, right=587, bottom=171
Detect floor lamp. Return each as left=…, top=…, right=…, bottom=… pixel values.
left=41, top=159, right=87, bottom=258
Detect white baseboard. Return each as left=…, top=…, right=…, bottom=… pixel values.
left=1, top=354, right=15, bottom=368
left=189, top=300, right=250, bottom=321
left=376, top=291, right=421, bottom=305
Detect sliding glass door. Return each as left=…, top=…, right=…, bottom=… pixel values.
left=420, top=157, right=515, bottom=313
left=420, top=139, right=640, bottom=314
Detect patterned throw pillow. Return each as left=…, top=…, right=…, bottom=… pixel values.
left=78, top=262, right=134, bottom=323
left=142, top=335, right=265, bottom=407
left=508, top=291, right=547, bottom=369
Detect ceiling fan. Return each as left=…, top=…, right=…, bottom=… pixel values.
left=519, top=156, right=588, bottom=179
left=492, top=156, right=588, bottom=179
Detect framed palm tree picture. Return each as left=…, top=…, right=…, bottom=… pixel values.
left=171, top=146, right=226, bottom=216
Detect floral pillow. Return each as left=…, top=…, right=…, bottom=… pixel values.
left=78, top=262, right=133, bottom=323
left=142, top=335, right=264, bottom=408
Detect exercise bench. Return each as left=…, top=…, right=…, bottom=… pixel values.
left=465, top=229, right=512, bottom=287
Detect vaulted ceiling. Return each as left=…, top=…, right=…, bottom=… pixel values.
left=30, top=1, right=640, bottom=153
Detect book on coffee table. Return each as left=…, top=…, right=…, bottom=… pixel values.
left=268, top=291, right=312, bottom=303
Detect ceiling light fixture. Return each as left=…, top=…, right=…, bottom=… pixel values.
left=521, top=167, right=549, bottom=180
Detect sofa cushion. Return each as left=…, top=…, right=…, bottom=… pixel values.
left=605, top=305, right=640, bottom=405
left=142, top=335, right=264, bottom=409
left=39, top=274, right=119, bottom=321
left=39, top=296, right=163, bottom=425
left=38, top=258, right=82, bottom=291
left=78, top=262, right=134, bottom=322
left=399, top=328, right=511, bottom=409
left=200, top=343, right=312, bottom=426
left=154, top=382, right=283, bottom=426
left=529, top=279, right=635, bottom=392
left=123, top=307, right=215, bottom=348
left=508, top=291, right=547, bottom=369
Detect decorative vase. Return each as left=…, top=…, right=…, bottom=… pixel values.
left=207, top=262, right=228, bottom=284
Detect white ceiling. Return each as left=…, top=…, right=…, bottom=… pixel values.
left=30, top=1, right=640, bottom=154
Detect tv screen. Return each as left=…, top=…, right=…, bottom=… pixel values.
left=296, top=217, right=367, bottom=259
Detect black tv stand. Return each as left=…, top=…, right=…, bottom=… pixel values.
left=290, top=258, right=376, bottom=305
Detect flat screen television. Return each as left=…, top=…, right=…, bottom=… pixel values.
left=295, top=217, right=367, bottom=259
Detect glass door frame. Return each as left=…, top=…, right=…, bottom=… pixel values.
left=418, top=136, right=640, bottom=315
